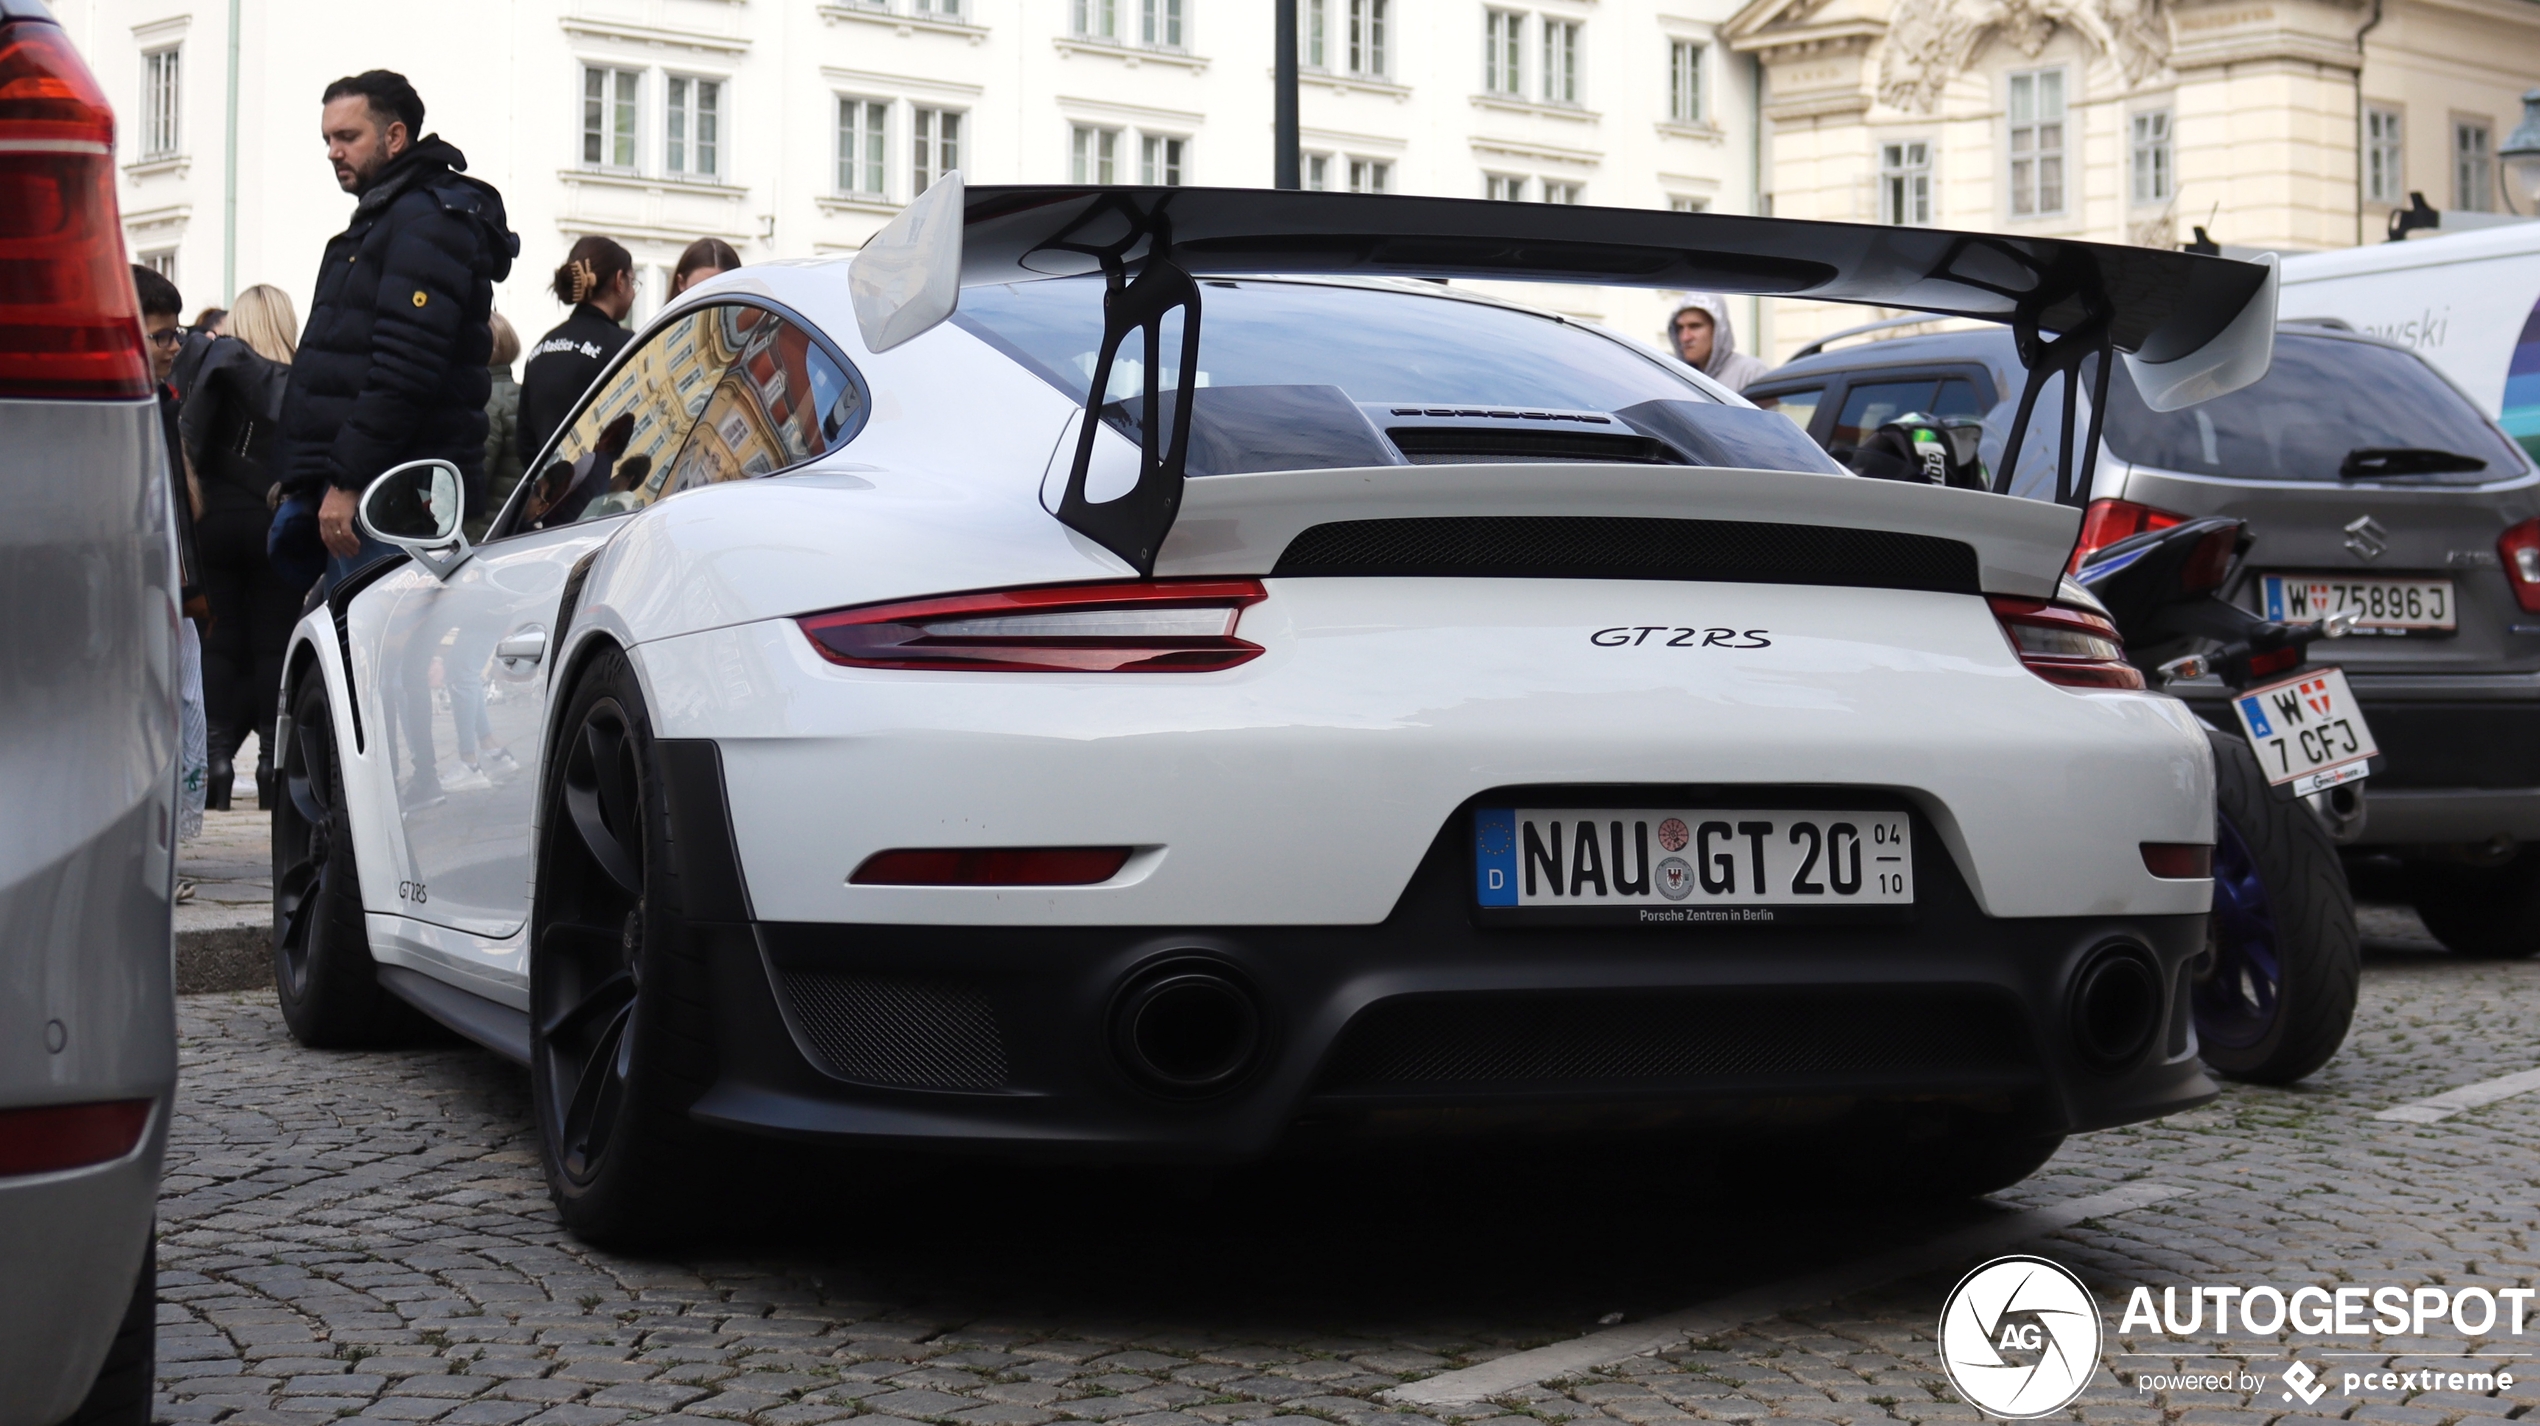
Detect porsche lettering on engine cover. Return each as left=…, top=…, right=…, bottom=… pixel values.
left=273, top=185, right=2259, bottom=1238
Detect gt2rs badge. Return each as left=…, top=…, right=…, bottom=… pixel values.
left=1591, top=626, right=1771, bottom=648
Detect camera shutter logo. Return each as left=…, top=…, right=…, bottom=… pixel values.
left=1937, top=1256, right=2103, bottom=1418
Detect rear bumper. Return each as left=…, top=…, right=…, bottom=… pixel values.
left=0, top=1110, right=163, bottom=1426
left=686, top=821, right=2216, bottom=1160
left=2186, top=680, right=2540, bottom=845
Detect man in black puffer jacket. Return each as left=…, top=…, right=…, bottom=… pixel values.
left=282, top=69, right=518, bottom=578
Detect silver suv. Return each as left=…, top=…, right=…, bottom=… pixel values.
left=0, top=2, right=178, bottom=1423
left=1749, top=320, right=2540, bottom=956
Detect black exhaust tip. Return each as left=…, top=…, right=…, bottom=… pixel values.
left=1111, top=959, right=1264, bottom=1096
left=2070, top=942, right=2163, bottom=1072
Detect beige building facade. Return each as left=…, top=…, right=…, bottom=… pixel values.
left=1725, top=0, right=2540, bottom=357
left=57, top=0, right=1766, bottom=359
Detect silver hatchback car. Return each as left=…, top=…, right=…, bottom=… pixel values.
left=1749, top=320, right=2540, bottom=957
left=0, top=2, right=179, bottom=1423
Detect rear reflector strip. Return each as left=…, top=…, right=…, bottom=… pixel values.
left=800, top=579, right=1266, bottom=673
left=0, top=1097, right=151, bottom=1177
left=2141, top=843, right=2215, bottom=878
left=850, top=847, right=1133, bottom=886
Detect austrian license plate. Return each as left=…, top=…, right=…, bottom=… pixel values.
left=2260, top=574, right=2455, bottom=632
left=1473, top=807, right=1913, bottom=926
left=2230, top=667, right=2380, bottom=794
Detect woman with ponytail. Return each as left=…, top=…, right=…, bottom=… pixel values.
left=517, top=234, right=636, bottom=468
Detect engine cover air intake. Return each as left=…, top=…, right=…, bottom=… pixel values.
left=1269, top=515, right=1983, bottom=593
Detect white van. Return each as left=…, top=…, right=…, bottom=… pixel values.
left=2278, top=222, right=2540, bottom=456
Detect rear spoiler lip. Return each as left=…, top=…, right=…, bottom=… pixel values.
left=1151, top=461, right=2085, bottom=600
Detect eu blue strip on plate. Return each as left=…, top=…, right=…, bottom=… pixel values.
left=1474, top=808, right=1518, bottom=906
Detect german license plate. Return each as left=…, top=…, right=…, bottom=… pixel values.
left=2229, top=667, right=2379, bottom=794
left=1473, top=807, right=1913, bottom=925
left=2260, top=574, right=2454, bottom=632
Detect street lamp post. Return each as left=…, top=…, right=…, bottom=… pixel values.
left=1275, top=0, right=1300, bottom=188
left=2500, top=88, right=2540, bottom=215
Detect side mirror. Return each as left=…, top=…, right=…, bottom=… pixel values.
left=356, top=459, right=471, bottom=580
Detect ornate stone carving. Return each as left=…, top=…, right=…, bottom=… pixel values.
left=1875, top=0, right=2171, bottom=112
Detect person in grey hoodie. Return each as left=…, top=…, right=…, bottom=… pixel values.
left=1664, top=294, right=1770, bottom=394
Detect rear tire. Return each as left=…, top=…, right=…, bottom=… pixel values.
left=273, top=671, right=423, bottom=1046
left=62, top=1234, right=152, bottom=1426
left=530, top=647, right=721, bottom=1247
left=2195, top=725, right=2359, bottom=1084
left=2408, top=852, right=2540, bottom=959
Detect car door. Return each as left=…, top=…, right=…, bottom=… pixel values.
left=372, top=300, right=744, bottom=938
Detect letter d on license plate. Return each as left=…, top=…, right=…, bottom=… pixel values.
left=1472, top=807, right=1913, bottom=927
left=2230, top=666, right=2379, bottom=794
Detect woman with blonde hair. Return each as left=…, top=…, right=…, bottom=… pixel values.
left=180, top=282, right=302, bottom=808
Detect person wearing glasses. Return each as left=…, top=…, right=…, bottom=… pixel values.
left=133, top=264, right=212, bottom=842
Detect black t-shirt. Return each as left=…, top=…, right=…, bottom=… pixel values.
left=517, top=303, right=632, bottom=468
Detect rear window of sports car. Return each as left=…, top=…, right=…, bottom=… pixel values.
left=953, top=277, right=1713, bottom=414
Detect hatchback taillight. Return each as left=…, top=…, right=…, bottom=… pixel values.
left=2068, top=498, right=2186, bottom=573
left=2501, top=519, right=2540, bottom=613
left=0, top=1098, right=151, bottom=1177
left=799, top=579, right=1269, bottom=672
left=0, top=20, right=149, bottom=400
left=1990, top=596, right=2145, bottom=689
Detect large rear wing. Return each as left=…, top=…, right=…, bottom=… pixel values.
left=849, top=178, right=2277, bottom=572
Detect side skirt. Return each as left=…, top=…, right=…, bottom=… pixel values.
left=378, top=965, right=533, bottom=1065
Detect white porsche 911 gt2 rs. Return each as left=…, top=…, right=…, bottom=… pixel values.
left=274, top=182, right=2278, bottom=1241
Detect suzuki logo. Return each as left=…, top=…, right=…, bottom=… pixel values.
left=2344, top=515, right=2391, bottom=561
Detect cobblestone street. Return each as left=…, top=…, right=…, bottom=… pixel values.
left=153, top=909, right=2540, bottom=1426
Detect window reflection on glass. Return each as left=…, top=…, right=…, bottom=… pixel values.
left=522, top=304, right=866, bottom=530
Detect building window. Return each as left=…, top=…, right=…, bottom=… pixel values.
left=1348, top=0, right=1387, bottom=76
left=583, top=66, right=640, bottom=170
left=1071, top=0, right=1118, bottom=40
left=913, top=107, right=960, bottom=194
left=1669, top=194, right=1707, bottom=212
left=1142, top=134, right=1185, bottom=185
left=1486, top=172, right=1527, bottom=201
left=912, top=0, right=962, bottom=16
left=141, top=46, right=181, bottom=160
left=2456, top=119, right=2494, bottom=213
left=666, top=77, right=720, bottom=179
left=1881, top=140, right=1931, bottom=225
left=1484, top=10, right=1522, bottom=95
left=1668, top=41, right=1702, bottom=124
left=837, top=97, right=887, bottom=196
left=2129, top=110, right=2170, bottom=205
left=2366, top=106, right=2405, bottom=205
left=2007, top=68, right=2065, bottom=217
left=1349, top=157, right=1390, bottom=192
left=1306, top=153, right=1330, bottom=189
left=1305, top=0, right=1328, bottom=66
left=1542, top=19, right=1579, bottom=104
left=142, top=249, right=177, bottom=282
left=1072, top=125, right=1119, bottom=183
left=1141, top=0, right=1184, bottom=47
left=1540, top=180, right=1581, bottom=203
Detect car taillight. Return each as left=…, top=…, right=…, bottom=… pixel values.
left=0, top=21, right=149, bottom=400
left=1990, top=596, right=2146, bottom=689
left=850, top=847, right=1133, bottom=885
left=2068, top=499, right=2186, bottom=573
left=2141, top=843, right=2214, bottom=878
left=800, top=579, right=1268, bottom=672
left=2501, top=519, right=2540, bottom=613
left=0, top=1098, right=151, bottom=1177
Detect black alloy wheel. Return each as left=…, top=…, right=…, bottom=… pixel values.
left=272, top=672, right=419, bottom=1046
left=529, top=647, right=716, bottom=1244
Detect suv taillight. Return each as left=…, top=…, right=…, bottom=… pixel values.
left=799, top=579, right=1269, bottom=672
left=2501, top=519, right=2540, bottom=613
left=0, top=20, right=150, bottom=400
left=2068, top=498, right=2185, bottom=573
left=1990, top=596, right=2145, bottom=689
